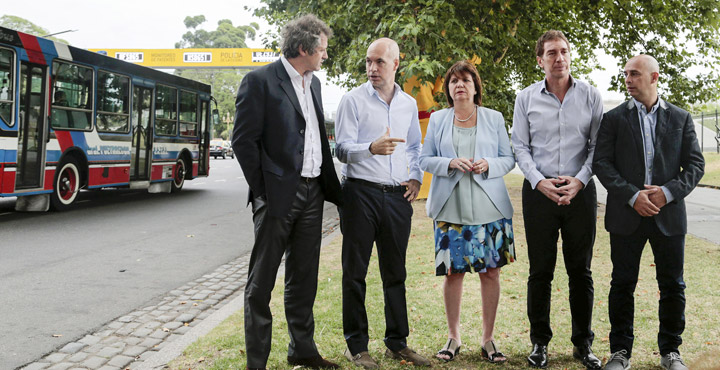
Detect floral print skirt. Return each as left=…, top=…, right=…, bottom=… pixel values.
left=434, top=218, right=515, bottom=276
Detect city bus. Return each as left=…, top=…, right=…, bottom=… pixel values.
left=0, top=26, right=216, bottom=211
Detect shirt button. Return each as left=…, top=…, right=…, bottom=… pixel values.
left=300, top=129, right=305, bottom=134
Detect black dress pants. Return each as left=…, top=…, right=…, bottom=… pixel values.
left=340, top=179, right=413, bottom=355
left=244, top=179, right=325, bottom=368
left=609, top=217, right=686, bottom=358
left=523, top=179, right=597, bottom=348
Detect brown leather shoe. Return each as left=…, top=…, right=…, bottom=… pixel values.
left=345, top=348, right=379, bottom=369
left=385, top=347, right=431, bottom=366
left=287, top=354, right=340, bottom=369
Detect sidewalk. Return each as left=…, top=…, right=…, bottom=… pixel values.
left=19, top=205, right=341, bottom=370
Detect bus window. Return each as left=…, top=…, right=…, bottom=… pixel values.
left=97, top=71, right=130, bottom=133
left=179, top=90, right=197, bottom=137
left=155, top=84, right=177, bottom=136
left=0, top=47, right=14, bottom=126
left=51, top=60, right=93, bottom=130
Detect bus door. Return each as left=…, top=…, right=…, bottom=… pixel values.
left=15, top=62, right=47, bottom=190
left=198, top=100, right=209, bottom=176
left=130, top=85, right=153, bottom=181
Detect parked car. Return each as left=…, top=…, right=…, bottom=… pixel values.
left=210, top=140, right=234, bottom=159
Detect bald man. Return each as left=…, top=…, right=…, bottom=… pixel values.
left=593, top=55, right=704, bottom=370
left=335, top=38, right=428, bottom=368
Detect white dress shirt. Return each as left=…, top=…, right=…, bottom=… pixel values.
left=280, top=56, right=322, bottom=178
left=335, top=81, right=423, bottom=185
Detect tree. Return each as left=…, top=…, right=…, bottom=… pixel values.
left=175, top=16, right=259, bottom=48
left=0, top=15, right=69, bottom=44
left=175, top=16, right=260, bottom=138
left=254, top=0, right=720, bottom=125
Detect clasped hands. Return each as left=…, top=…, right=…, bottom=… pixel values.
left=449, top=157, right=489, bottom=175
left=537, top=176, right=583, bottom=206
left=633, top=185, right=667, bottom=217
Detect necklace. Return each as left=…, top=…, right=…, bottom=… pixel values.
left=454, top=105, right=476, bottom=122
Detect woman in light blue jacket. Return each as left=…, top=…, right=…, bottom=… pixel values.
left=419, top=60, right=516, bottom=364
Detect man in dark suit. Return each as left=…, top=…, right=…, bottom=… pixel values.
left=593, top=55, right=704, bottom=370
left=232, top=14, right=342, bottom=370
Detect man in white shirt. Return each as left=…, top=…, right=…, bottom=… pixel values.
left=335, top=38, right=428, bottom=369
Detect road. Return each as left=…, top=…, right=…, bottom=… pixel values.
left=0, top=158, right=254, bottom=370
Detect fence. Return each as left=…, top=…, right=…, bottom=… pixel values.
left=692, top=110, right=720, bottom=153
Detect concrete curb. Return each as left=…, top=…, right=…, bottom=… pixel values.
left=137, top=227, right=344, bottom=370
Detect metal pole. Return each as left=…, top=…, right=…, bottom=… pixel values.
left=716, top=109, right=719, bottom=154
left=701, top=112, right=704, bottom=151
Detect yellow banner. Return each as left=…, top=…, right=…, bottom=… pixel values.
left=86, top=48, right=280, bottom=68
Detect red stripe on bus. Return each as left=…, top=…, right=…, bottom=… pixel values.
left=17, top=33, right=47, bottom=65
left=54, top=131, right=74, bottom=152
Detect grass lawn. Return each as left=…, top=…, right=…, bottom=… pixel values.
left=169, top=174, right=720, bottom=370
left=701, top=152, right=720, bottom=188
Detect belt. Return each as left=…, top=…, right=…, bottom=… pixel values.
left=300, top=176, right=318, bottom=183
left=346, top=177, right=407, bottom=193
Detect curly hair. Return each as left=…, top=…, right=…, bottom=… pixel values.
left=280, top=14, right=332, bottom=59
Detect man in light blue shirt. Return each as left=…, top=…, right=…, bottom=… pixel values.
left=511, top=30, right=603, bottom=370
left=335, top=37, right=428, bottom=368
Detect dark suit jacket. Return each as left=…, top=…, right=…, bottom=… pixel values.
left=232, top=59, right=341, bottom=218
left=593, top=99, right=704, bottom=236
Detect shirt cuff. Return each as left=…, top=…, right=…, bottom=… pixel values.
left=629, top=192, right=640, bottom=207
left=661, top=186, right=675, bottom=203
left=528, top=171, right=545, bottom=189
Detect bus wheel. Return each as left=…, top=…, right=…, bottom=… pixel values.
left=171, top=158, right=186, bottom=193
left=50, top=158, right=80, bottom=210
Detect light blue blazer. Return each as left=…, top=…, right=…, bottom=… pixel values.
left=419, top=106, right=515, bottom=220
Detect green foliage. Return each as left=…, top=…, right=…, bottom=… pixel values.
left=0, top=15, right=69, bottom=44
left=253, top=0, right=720, bottom=125
left=175, top=15, right=259, bottom=49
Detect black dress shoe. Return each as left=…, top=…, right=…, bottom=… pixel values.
left=573, top=346, right=602, bottom=370
left=527, top=344, right=548, bottom=368
left=287, top=355, right=340, bottom=369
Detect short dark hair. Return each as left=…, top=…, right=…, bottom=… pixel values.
left=443, top=60, right=483, bottom=107
left=535, top=30, right=570, bottom=57
left=280, top=14, right=332, bottom=59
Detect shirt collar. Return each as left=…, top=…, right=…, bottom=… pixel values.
left=280, top=55, right=312, bottom=83
left=540, top=75, right=576, bottom=95
left=630, top=97, right=667, bottom=114
left=364, top=80, right=401, bottom=99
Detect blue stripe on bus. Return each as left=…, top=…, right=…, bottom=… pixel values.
left=87, top=182, right=129, bottom=189
left=1, top=189, right=53, bottom=196
left=36, top=38, right=59, bottom=62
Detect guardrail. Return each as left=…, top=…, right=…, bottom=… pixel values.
left=691, top=110, right=720, bottom=153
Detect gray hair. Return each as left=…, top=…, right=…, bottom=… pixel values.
left=280, top=14, right=332, bottom=59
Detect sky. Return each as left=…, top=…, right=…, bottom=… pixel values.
left=2, top=0, right=627, bottom=114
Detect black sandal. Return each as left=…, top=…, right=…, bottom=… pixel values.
left=482, top=340, right=507, bottom=364
left=436, top=338, right=461, bottom=362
